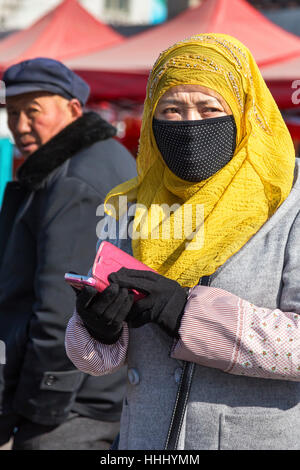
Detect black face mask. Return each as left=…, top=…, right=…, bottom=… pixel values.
left=152, top=115, right=237, bottom=182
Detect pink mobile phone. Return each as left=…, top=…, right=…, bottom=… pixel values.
left=92, top=241, right=156, bottom=300
left=64, top=273, right=102, bottom=291
left=65, top=241, right=156, bottom=300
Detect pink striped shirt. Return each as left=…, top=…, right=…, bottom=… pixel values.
left=65, top=285, right=300, bottom=381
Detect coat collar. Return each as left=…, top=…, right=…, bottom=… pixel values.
left=17, top=111, right=117, bottom=191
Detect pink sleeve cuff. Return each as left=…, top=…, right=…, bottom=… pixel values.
left=65, top=311, right=128, bottom=376
left=171, top=286, right=300, bottom=381
left=172, top=286, right=241, bottom=371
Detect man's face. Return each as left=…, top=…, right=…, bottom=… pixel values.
left=6, top=91, right=81, bottom=157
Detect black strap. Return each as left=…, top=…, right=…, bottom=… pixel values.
left=164, top=361, right=195, bottom=450
left=164, top=275, right=210, bottom=450
left=110, top=433, right=120, bottom=450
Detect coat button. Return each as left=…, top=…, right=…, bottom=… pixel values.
left=127, top=368, right=140, bottom=385
left=45, top=375, right=57, bottom=386
left=174, top=368, right=182, bottom=384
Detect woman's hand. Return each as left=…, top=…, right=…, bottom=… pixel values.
left=75, top=283, right=134, bottom=344
left=109, top=268, right=189, bottom=338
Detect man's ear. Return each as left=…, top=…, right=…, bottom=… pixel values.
left=68, top=98, right=83, bottom=118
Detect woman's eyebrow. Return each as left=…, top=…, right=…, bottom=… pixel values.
left=158, top=97, right=221, bottom=106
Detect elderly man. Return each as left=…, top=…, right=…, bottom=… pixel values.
left=0, top=58, right=136, bottom=450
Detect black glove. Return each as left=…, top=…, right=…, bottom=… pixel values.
left=109, top=268, right=189, bottom=338
left=75, top=283, right=134, bottom=344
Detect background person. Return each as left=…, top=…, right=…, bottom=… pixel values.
left=0, top=58, right=136, bottom=450
left=66, top=34, right=300, bottom=450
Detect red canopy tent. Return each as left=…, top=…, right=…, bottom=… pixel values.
left=260, top=56, right=300, bottom=110
left=262, top=56, right=300, bottom=82
left=0, top=0, right=126, bottom=168
left=0, top=0, right=124, bottom=70
left=66, top=0, right=300, bottom=106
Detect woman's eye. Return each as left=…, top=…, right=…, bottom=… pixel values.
left=163, top=107, right=179, bottom=114
left=203, top=107, right=221, bottom=113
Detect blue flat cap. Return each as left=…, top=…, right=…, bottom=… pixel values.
left=3, top=57, right=90, bottom=105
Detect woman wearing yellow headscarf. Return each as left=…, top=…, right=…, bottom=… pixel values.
left=66, top=34, right=300, bottom=450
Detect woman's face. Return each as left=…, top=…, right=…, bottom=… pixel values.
left=154, top=84, right=232, bottom=121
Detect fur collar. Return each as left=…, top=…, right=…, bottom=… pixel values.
left=17, top=111, right=116, bottom=191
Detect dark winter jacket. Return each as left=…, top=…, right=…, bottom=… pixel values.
left=0, top=112, right=136, bottom=429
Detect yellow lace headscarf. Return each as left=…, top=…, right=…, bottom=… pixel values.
left=104, top=34, right=295, bottom=287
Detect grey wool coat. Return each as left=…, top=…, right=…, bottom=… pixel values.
left=76, top=158, right=300, bottom=450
